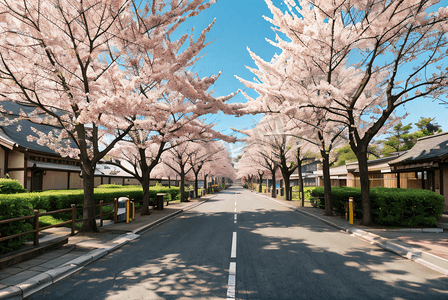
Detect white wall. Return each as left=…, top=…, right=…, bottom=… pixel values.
left=8, top=151, right=24, bottom=168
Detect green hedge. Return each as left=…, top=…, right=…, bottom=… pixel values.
left=96, top=184, right=127, bottom=189
left=0, top=198, right=34, bottom=255
left=311, top=186, right=362, bottom=217
left=0, top=178, right=28, bottom=194
left=370, top=187, right=444, bottom=226
left=0, top=185, right=182, bottom=212
left=310, top=186, right=444, bottom=227
left=291, top=186, right=315, bottom=201
left=0, top=185, right=181, bottom=254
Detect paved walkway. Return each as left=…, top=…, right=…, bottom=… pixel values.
left=0, top=196, right=213, bottom=299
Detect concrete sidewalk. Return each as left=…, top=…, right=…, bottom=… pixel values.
left=260, top=192, right=448, bottom=276
left=0, top=196, right=214, bottom=300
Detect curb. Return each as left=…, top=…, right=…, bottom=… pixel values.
left=0, top=196, right=213, bottom=299
left=261, top=194, right=448, bottom=276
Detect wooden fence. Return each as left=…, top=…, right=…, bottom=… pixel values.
left=0, top=199, right=117, bottom=248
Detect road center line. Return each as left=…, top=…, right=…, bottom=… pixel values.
left=228, top=191, right=239, bottom=299
left=229, top=262, right=236, bottom=275
left=227, top=249, right=237, bottom=298
left=231, top=232, right=237, bottom=258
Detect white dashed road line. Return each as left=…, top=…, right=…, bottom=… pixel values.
left=227, top=234, right=237, bottom=298
left=227, top=193, right=238, bottom=299
left=231, top=232, right=237, bottom=258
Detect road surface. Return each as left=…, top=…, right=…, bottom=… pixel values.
left=29, top=186, right=448, bottom=299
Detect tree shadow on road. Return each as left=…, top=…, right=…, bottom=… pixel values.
left=28, top=202, right=448, bottom=300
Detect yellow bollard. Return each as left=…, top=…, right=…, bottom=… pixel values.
left=126, top=200, right=130, bottom=223
left=132, top=200, right=135, bottom=221
left=349, top=197, right=354, bottom=225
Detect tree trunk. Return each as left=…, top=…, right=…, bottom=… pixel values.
left=321, top=150, right=333, bottom=216
left=357, top=149, right=373, bottom=225
left=194, top=172, right=199, bottom=198
left=180, top=168, right=187, bottom=202
left=140, top=175, right=151, bottom=216
left=204, top=174, right=208, bottom=193
left=282, top=170, right=291, bottom=201
left=258, top=173, right=263, bottom=193
left=271, top=172, right=276, bottom=198
left=298, top=159, right=304, bottom=206
left=138, top=148, right=152, bottom=216
left=80, top=165, right=98, bottom=233
left=297, top=149, right=305, bottom=205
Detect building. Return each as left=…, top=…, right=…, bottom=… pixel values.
left=314, top=164, right=349, bottom=187
left=311, top=133, right=448, bottom=211
left=0, top=102, right=160, bottom=191
left=388, top=132, right=448, bottom=210
left=289, top=159, right=321, bottom=187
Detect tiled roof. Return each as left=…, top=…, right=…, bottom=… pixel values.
left=389, top=132, right=448, bottom=165
left=0, top=101, right=75, bottom=154
left=27, top=160, right=81, bottom=172
left=0, top=120, right=63, bottom=154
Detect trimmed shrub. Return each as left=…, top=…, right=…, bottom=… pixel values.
left=370, top=187, right=444, bottom=227
left=310, top=186, right=444, bottom=227
left=97, top=184, right=127, bottom=189
left=163, top=193, right=171, bottom=202
left=0, top=198, right=34, bottom=255
left=292, top=186, right=316, bottom=201
left=0, top=185, right=181, bottom=254
left=0, top=178, right=27, bottom=194
left=0, top=185, right=182, bottom=212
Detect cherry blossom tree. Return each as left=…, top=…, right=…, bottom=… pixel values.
left=102, top=0, right=238, bottom=214
left=0, top=0, right=222, bottom=232
left=198, top=149, right=236, bottom=192
left=110, top=117, right=235, bottom=212
left=210, top=147, right=237, bottom=184
left=237, top=146, right=269, bottom=193
left=188, top=141, right=230, bottom=197
left=160, top=141, right=196, bottom=202
left=237, top=0, right=448, bottom=224
left=235, top=115, right=301, bottom=200
left=235, top=153, right=258, bottom=190
left=160, top=128, right=235, bottom=202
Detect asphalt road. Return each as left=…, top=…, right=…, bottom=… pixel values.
left=29, top=186, right=448, bottom=299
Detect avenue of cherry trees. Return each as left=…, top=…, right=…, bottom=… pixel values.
left=0, top=0, right=237, bottom=232
left=236, top=0, right=448, bottom=225
left=0, top=0, right=447, bottom=231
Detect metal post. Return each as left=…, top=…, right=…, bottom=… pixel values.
left=33, top=209, right=39, bottom=247
left=100, top=200, right=104, bottom=227
left=126, top=199, right=130, bottom=223
left=349, top=197, right=354, bottom=225
left=114, top=198, right=118, bottom=223
left=131, top=199, right=135, bottom=220
left=71, top=204, right=76, bottom=235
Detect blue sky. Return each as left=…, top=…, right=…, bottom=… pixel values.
left=176, top=0, right=448, bottom=157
